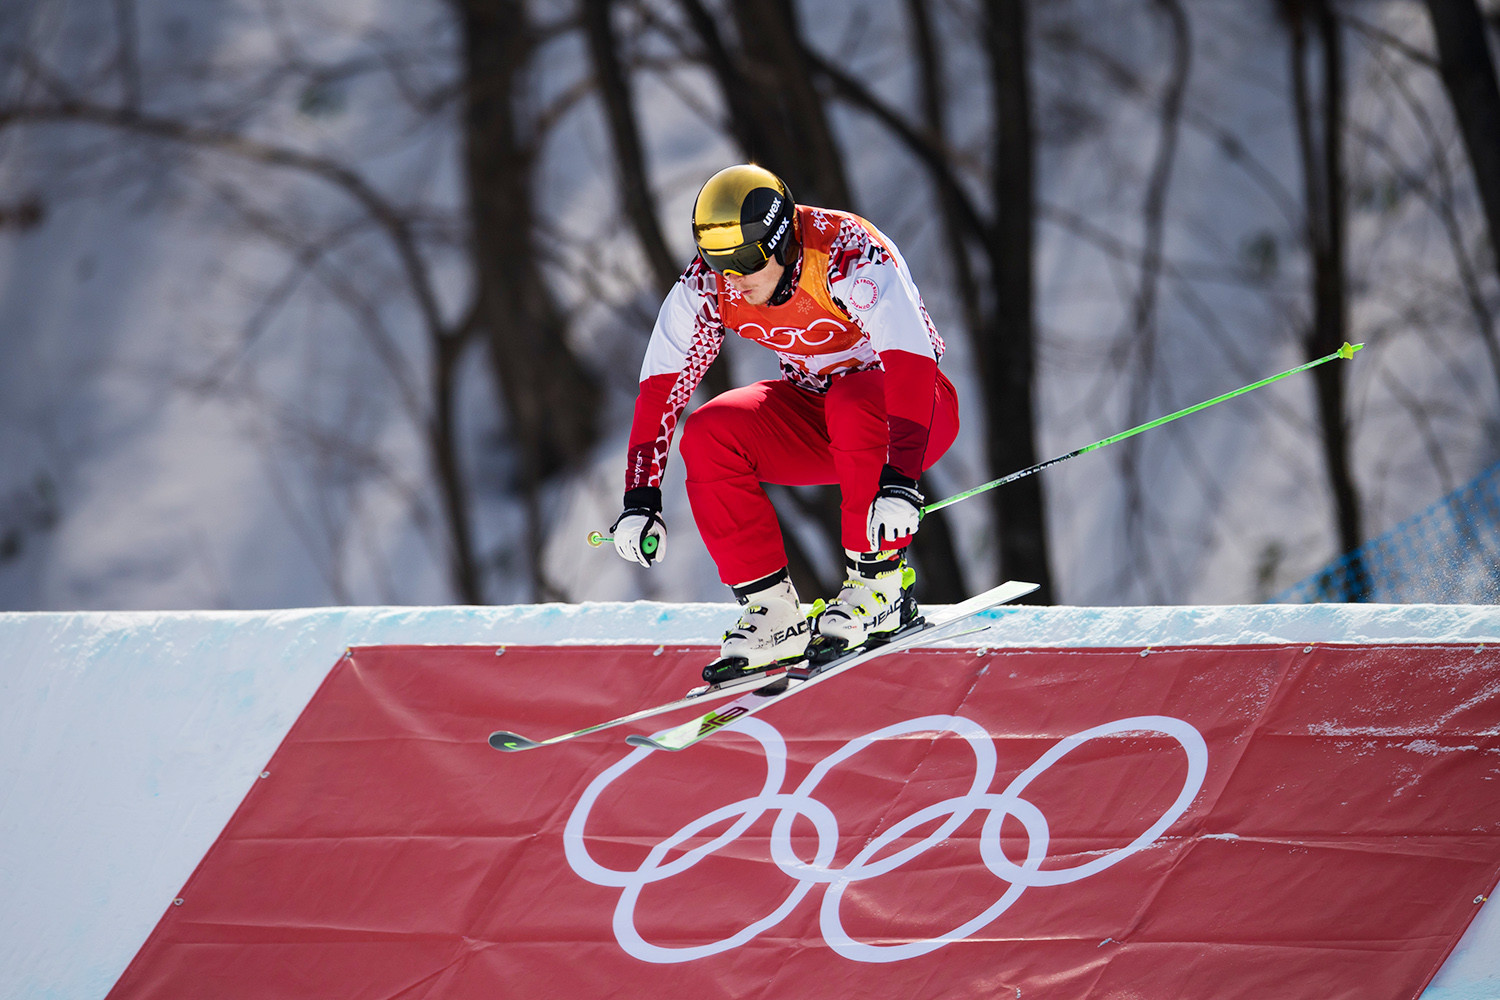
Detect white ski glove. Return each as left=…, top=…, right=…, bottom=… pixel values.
left=611, top=490, right=667, bottom=567
left=867, top=465, right=924, bottom=549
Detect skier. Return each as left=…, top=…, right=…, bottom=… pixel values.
left=609, top=163, right=959, bottom=681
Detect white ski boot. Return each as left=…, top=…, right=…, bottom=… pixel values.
left=702, top=569, right=813, bottom=684
left=809, top=549, right=918, bottom=664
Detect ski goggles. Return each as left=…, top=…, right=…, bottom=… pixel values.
left=698, top=241, right=773, bottom=277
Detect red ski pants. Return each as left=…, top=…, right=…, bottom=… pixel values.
left=678, top=368, right=960, bottom=586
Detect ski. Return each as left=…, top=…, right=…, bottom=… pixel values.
left=624, top=580, right=1039, bottom=752
left=488, top=664, right=792, bottom=752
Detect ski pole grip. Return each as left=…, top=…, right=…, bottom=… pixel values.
left=586, top=530, right=659, bottom=556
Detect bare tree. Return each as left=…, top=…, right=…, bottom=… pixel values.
left=1423, top=0, right=1500, bottom=293
left=1116, top=0, right=1192, bottom=604
left=976, top=0, right=1053, bottom=603
left=790, top=1, right=1055, bottom=601
left=8, top=0, right=1498, bottom=612
left=0, top=0, right=610, bottom=604
left=675, top=0, right=852, bottom=209
left=1281, top=0, right=1369, bottom=599
left=456, top=0, right=604, bottom=599
left=0, top=95, right=487, bottom=601
left=581, top=0, right=733, bottom=405
left=581, top=0, right=680, bottom=293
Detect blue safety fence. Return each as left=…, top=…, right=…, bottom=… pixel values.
left=1277, top=460, right=1500, bottom=604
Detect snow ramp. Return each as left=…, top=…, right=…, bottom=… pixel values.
left=4, top=602, right=1500, bottom=1000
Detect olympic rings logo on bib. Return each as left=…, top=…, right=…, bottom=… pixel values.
left=739, top=317, right=853, bottom=351
left=564, top=714, right=1207, bottom=964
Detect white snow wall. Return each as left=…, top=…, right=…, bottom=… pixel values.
left=2, top=601, right=1498, bottom=1000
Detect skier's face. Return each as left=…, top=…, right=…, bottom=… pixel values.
left=722, top=257, right=784, bottom=306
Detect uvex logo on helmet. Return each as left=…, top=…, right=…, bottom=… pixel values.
left=761, top=196, right=782, bottom=227
left=763, top=212, right=790, bottom=255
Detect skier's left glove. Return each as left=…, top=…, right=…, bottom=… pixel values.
left=611, top=487, right=667, bottom=567
left=867, top=465, right=924, bottom=549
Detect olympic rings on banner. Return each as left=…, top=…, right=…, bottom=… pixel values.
left=563, top=714, right=1207, bottom=964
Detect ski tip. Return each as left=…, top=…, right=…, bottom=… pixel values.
left=489, top=731, right=539, bottom=752
left=625, top=734, right=677, bottom=751
left=1338, top=341, right=1364, bottom=359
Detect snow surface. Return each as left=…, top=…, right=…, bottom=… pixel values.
left=2, top=600, right=1499, bottom=999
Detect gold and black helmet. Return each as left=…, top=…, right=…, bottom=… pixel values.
left=692, top=164, right=796, bottom=276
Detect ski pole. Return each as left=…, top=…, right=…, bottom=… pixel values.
left=587, top=529, right=659, bottom=556
left=923, top=341, right=1365, bottom=517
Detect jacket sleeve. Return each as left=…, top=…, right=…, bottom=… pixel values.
left=826, top=218, right=947, bottom=480
left=878, top=349, right=942, bottom=481
left=624, top=265, right=724, bottom=493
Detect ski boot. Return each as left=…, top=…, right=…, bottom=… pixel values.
left=805, top=549, right=920, bottom=667
left=702, top=569, right=814, bottom=686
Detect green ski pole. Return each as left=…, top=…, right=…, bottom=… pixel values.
left=923, top=341, right=1364, bottom=517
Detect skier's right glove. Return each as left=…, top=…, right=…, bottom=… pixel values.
left=611, top=487, right=667, bottom=567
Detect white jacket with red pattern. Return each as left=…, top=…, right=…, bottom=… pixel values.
left=624, top=205, right=947, bottom=495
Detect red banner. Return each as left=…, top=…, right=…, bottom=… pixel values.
left=109, top=642, right=1500, bottom=999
